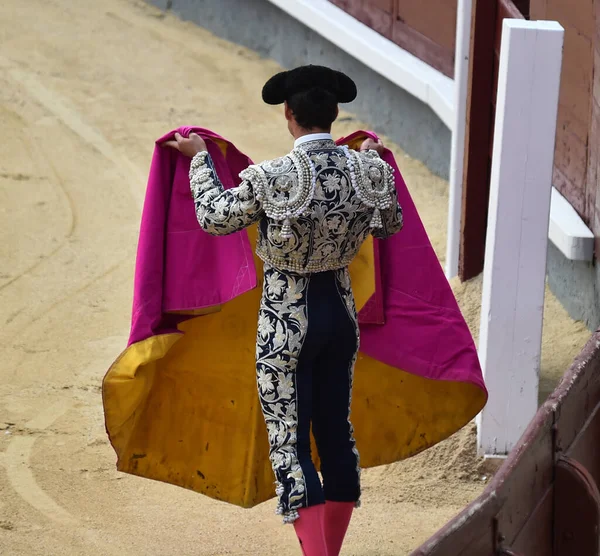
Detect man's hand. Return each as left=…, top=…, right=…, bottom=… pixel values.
left=360, top=137, right=385, bottom=156
left=163, top=132, right=207, bottom=157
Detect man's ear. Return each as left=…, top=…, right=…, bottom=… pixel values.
left=284, top=101, right=293, bottom=122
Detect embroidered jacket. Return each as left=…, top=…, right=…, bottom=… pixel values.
left=189, top=137, right=403, bottom=274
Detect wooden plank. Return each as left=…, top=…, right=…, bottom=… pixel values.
left=553, top=125, right=589, bottom=217
left=594, top=3, right=600, bottom=258
left=413, top=405, right=555, bottom=554
left=556, top=100, right=589, bottom=146
left=511, top=486, right=554, bottom=555
left=489, top=408, right=555, bottom=545
left=497, top=0, right=525, bottom=24
left=339, top=1, right=394, bottom=38
left=495, top=0, right=525, bottom=57
left=370, top=0, right=394, bottom=12
left=459, top=0, right=498, bottom=280
left=391, top=18, right=455, bottom=77
left=550, top=331, right=600, bottom=453
left=550, top=19, right=594, bottom=224
left=511, top=0, right=530, bottom=17
left=460, top=0, right=524, bottom=280
left=585, top=98, right=599, bottom=238
left=554, top=457, right=600, bottom=555
left=531, top=0, right=594, bottom=40
left=555, top=77, right=592, bottom=142
left=395, top=0, right=458, bottom=51
left=529, top=0, right=547, bottom=19
left=587, top=9, right=600, bottom=259
left=492, top=1, right=525, bottom=114
left=526, top=11, right=594, bottom=226
left=560, top=21, right=593, bottom=105
left=566, top=401, right=600, bottom=487
left=477, top=20, right=563, bottom=456
left=552, top=166, right=580, bottom=215
left=328, top=0, right=456, bottom=77
left=409, top=492, right=499, bottom=555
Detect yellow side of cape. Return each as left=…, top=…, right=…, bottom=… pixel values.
left=103, top=139, right=485, bottom=508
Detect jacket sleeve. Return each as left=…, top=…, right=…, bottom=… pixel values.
left=371, top=178, right=403, bottom=239
left=188, top=150, right=264, bottom=236
left=360, top=150, right=403, bottom=240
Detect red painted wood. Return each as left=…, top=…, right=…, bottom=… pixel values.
left=489, top=408, right=554, bottom=549
left=587, top=2, right=600, bottom=257
left=529, top=0, right=595, bottom=233
left=543, top=0, right=595, bottom=40
left=586, top=95, right=600, bottom=239
left=511, top=486, right=554, bottom=555
left=566, top=402, right=600, bottom=490
left=554, top=457, right=600, bottom=555
left=553, top=126, right=589, bottom=217
left=459, top=0, right=497, bottom=280
left=413, top=332, right=600, bottom=556
left=328, top=0, right=349, bottom=9
left=409, top=492, right=499, bottom=555
left=410, top=407, right=555, bottom=555
left=552, top=333, right=600, bottom=454
left=557, top=101, right=589, bottom=147
left=395, top=0, right=458, bottom=52
left=511, top=0, right=531, bottom=17
left=336, top=0, right=394, bottom=38
left=370, top=0, right=394, bottom=12
left=459, top=0, right=530, bottom=280
left=327, top=0, right=457, bottom=78
left=497, top=0, right=525, bottom=23
left=391, top=19, right=455, bottom=77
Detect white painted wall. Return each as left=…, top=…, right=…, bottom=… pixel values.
left=476, top=20, right=564, bottom=456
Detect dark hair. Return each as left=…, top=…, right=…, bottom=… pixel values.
left=287, top=87, right=338, bottom=130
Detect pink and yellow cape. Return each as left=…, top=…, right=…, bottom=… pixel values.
left=102, top=127, right=487, bottom=507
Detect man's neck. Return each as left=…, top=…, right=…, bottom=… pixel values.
left=293, top=130, right=333, bottom=149
left=293, top=128, right=331, bottom=141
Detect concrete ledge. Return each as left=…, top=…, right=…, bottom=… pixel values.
left=549, top=187, right=595, bottom=261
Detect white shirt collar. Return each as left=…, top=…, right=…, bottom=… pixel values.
left=293, top=132, right=333, bottom=148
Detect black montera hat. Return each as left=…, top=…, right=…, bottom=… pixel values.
left=262, top=65, right=357, bottom=105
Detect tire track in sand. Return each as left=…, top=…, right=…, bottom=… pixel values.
left=0, top=55, right=146, bottom=209
left=0, top=103, right=77, bottom=294
left=0, top=55, right=143, bottom=554
left=3, top=359, right=130, bottom=555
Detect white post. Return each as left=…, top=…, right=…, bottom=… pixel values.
left=476, top=20, right=564, bottom=457
left=445, top=0, right=473, bottom=279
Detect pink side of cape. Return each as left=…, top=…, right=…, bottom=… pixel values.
left=129, top=127, right=486, bottom=394
left=338, top=131, right=485, bottom=390
left=128, top=127, right=256, bottom=345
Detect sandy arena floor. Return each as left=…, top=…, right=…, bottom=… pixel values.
left=0, top=1, right=592, bottom=554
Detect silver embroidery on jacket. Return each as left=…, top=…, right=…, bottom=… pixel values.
left=188, top=142, right=403, bottom=274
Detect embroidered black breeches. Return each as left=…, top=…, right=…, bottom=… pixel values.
left=256, top=264, right=361, bottom=523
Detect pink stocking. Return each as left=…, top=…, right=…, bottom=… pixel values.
left=323, top=501, right=354, bottom=556
left=293, top=505, right=328, bottom=555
